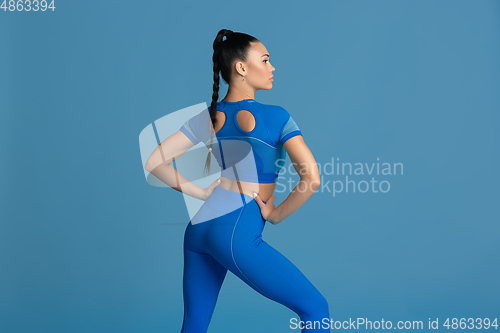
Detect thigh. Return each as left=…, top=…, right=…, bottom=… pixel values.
left=214, top=202, right=326, bottom=314
left=235, top=237, right=326, bottom=313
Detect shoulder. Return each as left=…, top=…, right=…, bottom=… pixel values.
left=250, top=101, right=291, bottom=124
left=249, top=101, right=299, bottom=145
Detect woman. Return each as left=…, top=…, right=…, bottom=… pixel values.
left=145, top=29, right=330, bottom=332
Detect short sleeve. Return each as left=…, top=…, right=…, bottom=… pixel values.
left=279, top=114, right=302, bottom=145
left=179, top=119, right=200, bottom=145
left=178, top=109, right=210, bottom=145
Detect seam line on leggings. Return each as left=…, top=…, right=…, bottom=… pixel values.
left=230, top=203, right=273, bottom=300
left=230, top=199, right=305, bottom=317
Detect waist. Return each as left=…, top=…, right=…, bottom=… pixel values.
left=219, top=177, right=276, bottom=203
left=220, top=168, right=278, bottom=183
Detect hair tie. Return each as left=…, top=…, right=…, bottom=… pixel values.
left=224, top=30, right=233, bottom=41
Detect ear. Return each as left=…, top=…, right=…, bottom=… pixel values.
left=234, top=61, right=247, bottom=77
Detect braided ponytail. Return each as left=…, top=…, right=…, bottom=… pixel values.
left=203, top=29, right=259, bottom=175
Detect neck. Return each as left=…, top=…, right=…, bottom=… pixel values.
left=224, top=86, right=256, bottom=102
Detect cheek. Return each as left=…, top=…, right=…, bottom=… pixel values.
left=260, top=65, right=270, bottom=78
left=250, top=64, right=269, bottom=82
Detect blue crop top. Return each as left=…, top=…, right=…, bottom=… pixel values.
left=178, top=99, right=302, bottom=183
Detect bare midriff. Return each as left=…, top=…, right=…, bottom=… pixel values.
left=219, top=176, right=276, bottom=203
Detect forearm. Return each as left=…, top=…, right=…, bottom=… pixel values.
left=147, top=163, right=204, bottom=200
left=274, top=178, right=320, bottom=224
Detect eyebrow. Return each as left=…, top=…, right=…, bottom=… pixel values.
left=261, top=54, right=270, bottom=57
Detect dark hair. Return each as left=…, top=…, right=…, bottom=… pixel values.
left=204, top=29, right=260, bottom=176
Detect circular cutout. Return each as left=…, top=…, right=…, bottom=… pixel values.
left=214, top=111, right=226, bottom=133
left=236, top=110, right=256, bottom=132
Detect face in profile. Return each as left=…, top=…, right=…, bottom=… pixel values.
left=243, top=41, right=275, bottom=90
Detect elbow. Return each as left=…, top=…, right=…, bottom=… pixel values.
left=144, top=156, right=170, bottom=173
left=144, top=160, right=154, bottom=173
left=298, top=163, right=320, bottom=192
left=301, top=176, right=320, bottom=192
left=144, top=156, right=155, bottom=173
left=309, top=178, right=320, bottom=192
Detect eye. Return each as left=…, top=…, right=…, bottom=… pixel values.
left=263, top=59, right=269, bottom=63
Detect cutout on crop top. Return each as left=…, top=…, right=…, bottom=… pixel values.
left=236, top=110, right=256, bottom=132
left=214, top=111, right=226, bottom=133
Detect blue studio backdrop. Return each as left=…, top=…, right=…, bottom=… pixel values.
left=1, top=1, right=499, bottom=332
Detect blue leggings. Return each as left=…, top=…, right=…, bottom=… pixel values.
left=181, top=185, right=330, bottom=332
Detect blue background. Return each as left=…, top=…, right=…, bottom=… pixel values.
left=1, top=0, right=499, bottom=332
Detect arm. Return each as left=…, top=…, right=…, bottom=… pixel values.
left=144, top=130, right=206, bottom=200
left=268, top=135, right=321, bottom=225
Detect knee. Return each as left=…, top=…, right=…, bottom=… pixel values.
left=302, top=292, right=329, bottom=318
left=316, top=293, right=330, bottom=313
